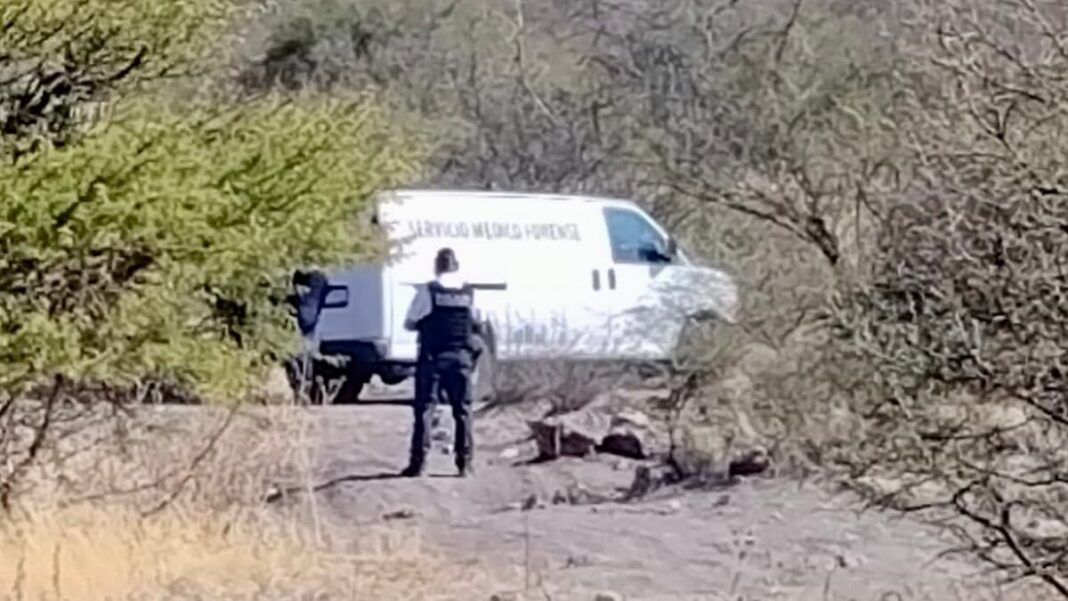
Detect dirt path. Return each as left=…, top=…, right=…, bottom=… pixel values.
left=269, top=393, right=1045, bottom=601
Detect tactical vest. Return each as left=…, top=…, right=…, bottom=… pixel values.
left=420, top=281, right=475, bottom=356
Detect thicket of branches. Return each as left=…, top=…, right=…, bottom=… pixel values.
left=232, top=0, right=888, bottom=414
left=828, top=0, right=1068, bottom=594
left=230, top=0, right=895, bottom=466
left=234, top=0, right=1068, bottom=595
left=3, top=0, right=1067, bottom=595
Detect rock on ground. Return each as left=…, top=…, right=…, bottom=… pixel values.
left=251, top=394, right=1050, bottom=601
left=597, top=410, right=669, bottom=460
left=528, top=396, right=669, bottom=462
left=528, top=409, right=613, bottom=460
left=727, top=446, right=771, bottom=478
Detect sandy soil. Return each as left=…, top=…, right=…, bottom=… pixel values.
left=265, top=383, right=1048, bottom=601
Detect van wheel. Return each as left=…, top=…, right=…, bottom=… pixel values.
left=292, top=357, right=327, bottom=405
left=377, top=364, right=414, bottom=386
left=331, top=374, right=366, bottom=404
left=379, top=373, right=407, bottom=386
left=472, top=347, right=498, bottom=406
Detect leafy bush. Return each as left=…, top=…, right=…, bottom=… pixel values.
left=0, top=0, right=417, bottom=508
left=0, top=0, right=234, bottom=158
left=0, top=0, right=417, bottom=401
left=0, top=97, right=411, bottom=402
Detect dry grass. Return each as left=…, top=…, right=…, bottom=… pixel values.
left=10, top=403, right=308, bottom=513
left=0, top=502, right=497, bottom=601
left=0, top=401, right=506, bottom=601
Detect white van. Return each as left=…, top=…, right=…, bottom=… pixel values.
left=297, top=189, right=738, bottom=402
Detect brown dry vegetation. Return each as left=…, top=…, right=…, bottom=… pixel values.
left=225, top=0, right=1068, bottom=594
left=5, top=0, right=1068, bottom=598
left=1, top=505, right=489, bottom=601
left=0, top=403, right=506, bottom=600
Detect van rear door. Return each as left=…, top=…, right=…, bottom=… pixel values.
left=313, top=264, right=390, bottom=357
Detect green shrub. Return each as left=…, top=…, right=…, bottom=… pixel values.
left=0, top=1, right=419, bottom=403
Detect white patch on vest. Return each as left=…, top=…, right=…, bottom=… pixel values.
left=434, top=292, right=472, bottom=307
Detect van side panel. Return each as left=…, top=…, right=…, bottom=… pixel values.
left=376, top=193, right=616, bottom=361
left=490, top=201, right=615, bottom=360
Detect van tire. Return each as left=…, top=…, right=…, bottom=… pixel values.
left=331, top=373, right=366, bottom=404
left=290, top=356, right=329, bottom=405
left=377, top=364, right=414, bottom=386
left=379, top=373, right=407, bottom=386
left=306, top=360, right=368, bottom=405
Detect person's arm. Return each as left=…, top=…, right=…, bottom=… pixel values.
left=403, top=284, right=431, bottom=332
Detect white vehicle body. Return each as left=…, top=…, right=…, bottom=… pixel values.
left=307, top=189, right=738, bottom=392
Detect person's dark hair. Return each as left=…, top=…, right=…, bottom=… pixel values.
left=434, top=247, right=459, bottom=274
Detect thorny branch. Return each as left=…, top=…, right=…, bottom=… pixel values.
left=0, top=376, right=64, bottom=511
left=831, top=2, right=1068, bottom=597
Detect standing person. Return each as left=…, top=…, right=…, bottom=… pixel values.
left=401, top=248, right=484, bottom=477
left=287, top=268, right=329, bottom=401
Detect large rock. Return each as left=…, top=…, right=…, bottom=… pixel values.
left=855, top=472, right=947, bottom=509
left=528, top=409, right=613, bottom=460
left=624, top=464, right=680, bottom=499
left=529, top=400, right=670, bottom=462
left=727, top=446, right=771, bottom=478
left=597, top=410, right=669, bottom=460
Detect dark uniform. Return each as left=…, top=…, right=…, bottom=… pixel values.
left=286, top=269, right=329, bottom=399
left=403, top=280, right=482, bottom=477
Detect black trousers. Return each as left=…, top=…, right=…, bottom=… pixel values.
left=408, top=350, right=474, bottom=471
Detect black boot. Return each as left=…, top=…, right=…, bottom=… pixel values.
left=401, top=461, right=425, bottom=478
left=456, top=459, right=474, bottom=478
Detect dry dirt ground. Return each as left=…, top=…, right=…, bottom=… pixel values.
left=264, top=382, right=1047, bottom=601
